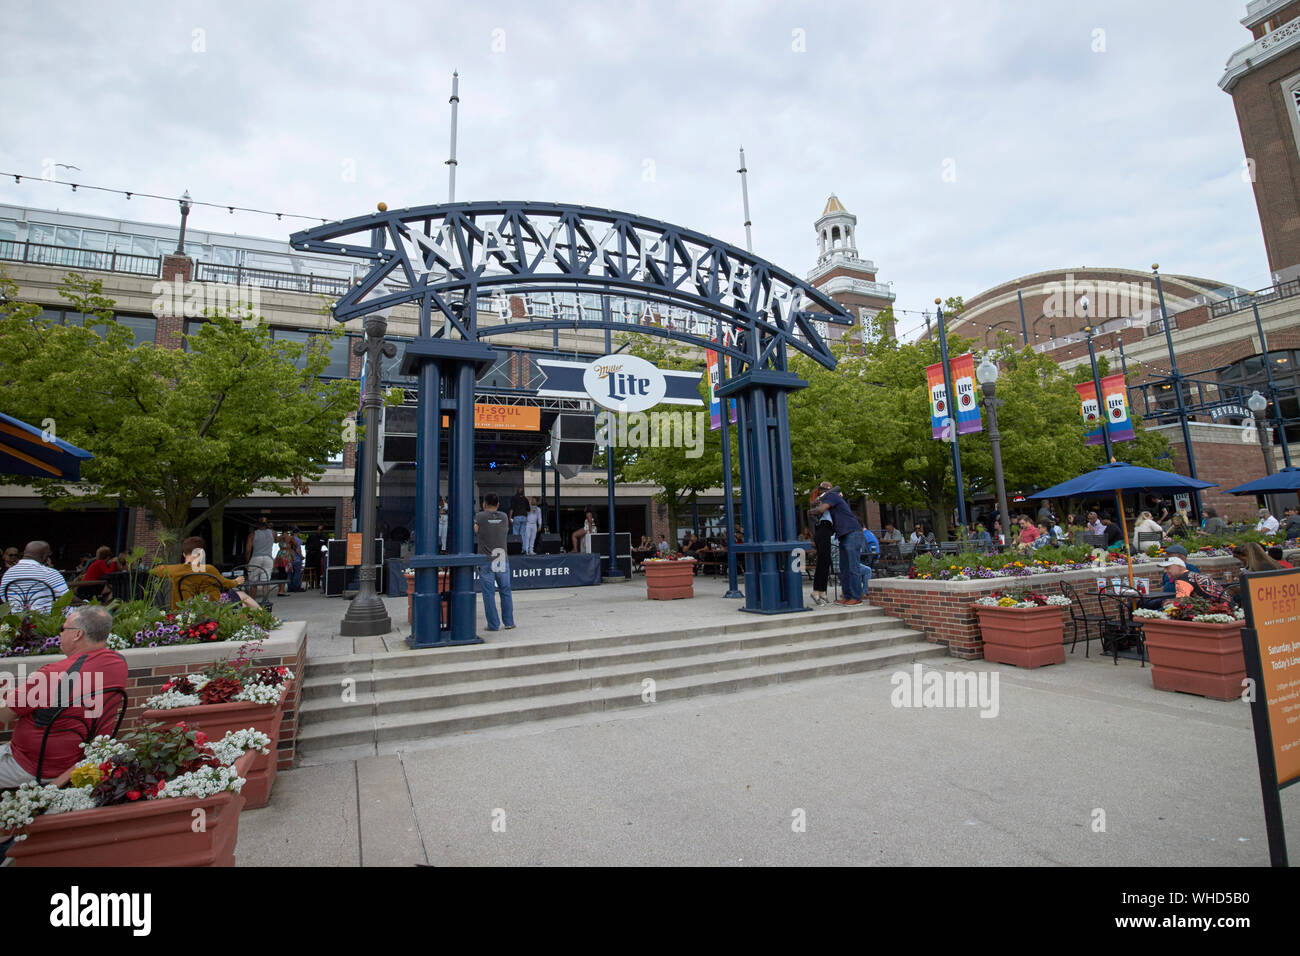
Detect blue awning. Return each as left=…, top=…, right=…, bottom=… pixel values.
left=0, top=411, right=94, bottom=480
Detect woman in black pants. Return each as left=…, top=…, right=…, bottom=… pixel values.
left=810, top=507, right=834, bottom=606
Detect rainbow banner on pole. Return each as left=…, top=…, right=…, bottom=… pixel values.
left=926, top=361, right=950, bottom=440
left=950, top=352, right=983, bottom=435
left=1102, top=372, right=1136, bottom=442
left=1075, top=381, right=1104, bottom=446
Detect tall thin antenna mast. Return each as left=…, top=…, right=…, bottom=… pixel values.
left=737, top=147, right=753, bottom=252
left=446, top=71, right=460, bottom=202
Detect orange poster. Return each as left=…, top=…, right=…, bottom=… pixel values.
left=1246, top=569, right=1300, bottom=784
left=440, top=404, right=541, bottom=431
left=346, top=532, right=363, bottom=567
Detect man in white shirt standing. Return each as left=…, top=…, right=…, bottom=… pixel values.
left=0, top=541, right=69, bottom=612
left=1256, top=508, right=1280, bottom=536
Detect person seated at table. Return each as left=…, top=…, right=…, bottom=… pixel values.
left=1097, top=515, right=1126, bottom=551
left=1160, top=556, right=1237, bottom=608
left=66, top=545, right=118, bottom=602
left=1267, top=546, right=1294, bottom=569
left=1134, top=511, right=1164, bottom=537
left=880, top=522, right=903, bottom=546
left=0, top=605, right=127, bottom=787
left=1085, top=511, right=1104, bottom=536
left=1017, top=517, right=1041, bottom=548
left=151, top=537, right=259, bottom=610
left=656, top=534, right=670, bottom=555
left=1031, top=522, right=1057, bottom=549
left=681, top=532, right=702, bottom=555
left=1283, top=507, right=1300, bottom=541
left=0, top=541, right=69, bottom=612
left=1199, top=506, right=1229, bottom=537
left=638, top=536, right=654, bottom=551
left=908, top=523, right=934, bottom=547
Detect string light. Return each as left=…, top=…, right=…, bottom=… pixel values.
left=0, top=170, right=331, bottom=224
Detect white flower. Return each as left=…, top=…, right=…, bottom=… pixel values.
left=81, top=735, right=131, bottom=763
left=0, top=782, right=95, bottom=831
left=1133, top=608, right=1166, bottom=619
left=156, top=764, right=245, bottom=799
left=208, top=728, right=273, bottom=765
left=233, top=682, right=284, bottom=705
left=106, top=634, right=129, bottom=650
left=143, top=689, right=202, bottom=710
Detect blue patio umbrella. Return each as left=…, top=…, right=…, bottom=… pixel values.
left=0, top=411, right=94, bottom=480
left=1029, top=462, right=1218, bottom=587
left=1225, top=466, right=1300, bottom=496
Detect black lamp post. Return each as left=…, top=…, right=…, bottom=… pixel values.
left=976, top=355, right=1010, bottom=549
left=176, top=190, right=192, bottom=255
left=1249, top=389, right=1277, bottom=517
left=1079, top=295, right=1114, bottom=462
left=340, top=283, right=396, bottom=637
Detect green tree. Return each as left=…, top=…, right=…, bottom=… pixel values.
left=601, top=331, right=734, bottom=540
left=0, top=272, right=358, bottom=559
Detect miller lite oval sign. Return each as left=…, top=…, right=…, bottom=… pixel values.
left=584, top=354, right=667, bottom=412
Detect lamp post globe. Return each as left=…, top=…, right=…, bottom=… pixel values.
left=1248, top=389, right=1275, bottom=481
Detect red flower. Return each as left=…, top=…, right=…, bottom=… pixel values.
left=194, top=731, right=208, bottom=746
left=277, top=667, right=287, bottom=676
left=126, top=790, right=141, bottom=801
left=161, top=680, right=174, bottom=692
left=176, top=721, right=187, bottom=731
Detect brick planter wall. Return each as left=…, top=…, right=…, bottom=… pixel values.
left=0, top=622, right=307, bottom=771
left=867, top=557, right=1242, bottom=660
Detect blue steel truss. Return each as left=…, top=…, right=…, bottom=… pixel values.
left=290, top=201, right=849, bottom=372
left=291, top=202, right=852, bottom=638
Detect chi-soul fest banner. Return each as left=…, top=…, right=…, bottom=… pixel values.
left=926, top=353, right=982, bottom=439
left=1075, top=373, right=1136, bottom=445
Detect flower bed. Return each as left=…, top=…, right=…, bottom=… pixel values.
left=909, top=545, right=1133, bottom=582
left=0, top=621, right=307, bottom=771
left=0, top=592, right=279, bottom=658
left=1, top=724, right=269, bottom=866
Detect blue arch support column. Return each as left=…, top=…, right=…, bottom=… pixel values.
left=404, top=330, right=496, bottom=647
left=718, top=368, right=807, bottom=614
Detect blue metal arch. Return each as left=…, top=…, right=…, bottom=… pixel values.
left=289, top=201, right=851, bottom=371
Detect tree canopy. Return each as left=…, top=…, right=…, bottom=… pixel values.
left=0, top=272, right=358, bottom=557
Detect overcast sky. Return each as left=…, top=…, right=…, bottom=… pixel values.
left=0, top=0, right=1269, bottom=339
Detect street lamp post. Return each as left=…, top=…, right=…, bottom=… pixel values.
left=340, top=284, right=396, bottom=637
left=175, top=190, right=192, bottom=255
left=1249, top=389, right=1277, bottom=517
left=976, top=357, right=1010, bottom=549
left=1153, top=264, right=1202, bottom=518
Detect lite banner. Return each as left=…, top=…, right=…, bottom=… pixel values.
left=1101, top=373, right=1136, bottom=443
left=537, top=359, right=703, bottom=406
left=926, top=362, right=949, bottom=440
left=1075, top=381, right=1104, bottom=446
left=950, top=352, right=982, bottom=435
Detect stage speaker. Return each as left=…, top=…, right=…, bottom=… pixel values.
left=536, top=534, right=562, bottom=555
left=550, top=414, right=597, bottom=471
left=506, top=534, right=523, bottom=555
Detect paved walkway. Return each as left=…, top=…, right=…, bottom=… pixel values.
left=236, top=578, right=1292, bottom=865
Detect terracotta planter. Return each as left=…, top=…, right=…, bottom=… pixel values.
left=974, top=604, right=1066, bottom=668
left=6, top=750, right=255, bottom=867
left=140, top=683, right=292, bottom=810
left=405, top=570, right=450, bottom=626
left=1142, top=617, right=1246, bottom=701
left=643, top=559, right=696, bottom=600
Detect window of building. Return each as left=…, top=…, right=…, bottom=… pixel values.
left=41, top=308, right=155, bottom=346
left=29, top=223, right=55, bottom=245
left=0, top=220, right=18, bottom=241
left=80, top=230, right=107, bottom=252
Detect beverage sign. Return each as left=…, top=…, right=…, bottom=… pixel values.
left=583, top=354, right=667, bottom=412
left=1240, top=567, right=1300, bottom=865
left=1244, top=569, right=1300, bottom=785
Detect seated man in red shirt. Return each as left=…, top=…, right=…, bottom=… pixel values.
left=0, top=605, right=128, bottom=786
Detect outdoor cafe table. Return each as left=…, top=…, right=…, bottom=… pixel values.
left=1086, top=587, right=1151, bottom=665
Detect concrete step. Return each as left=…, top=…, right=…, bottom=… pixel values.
left=302, top=605, right=885, bottom=678
left=296, top=638, right=946, bottom=761
left=299, top=626, right=922, bottom=724
left=298, top=613, right=901, bottom=703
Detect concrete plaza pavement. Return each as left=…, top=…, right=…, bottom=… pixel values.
left=234, top=578, right=1294, bottom=866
